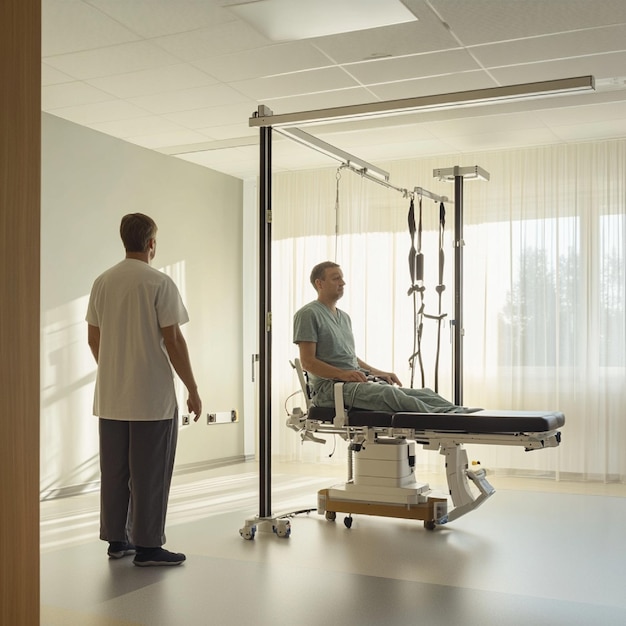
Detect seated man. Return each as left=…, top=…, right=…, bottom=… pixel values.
left=294, top=261, right=470, bottom=414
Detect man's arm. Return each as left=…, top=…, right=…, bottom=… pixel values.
left=161, top=324, right=202, bottom=421
left=87, top=324, right=100, bottom=363
left=298, top=341, right=367, bottom=382
left=356, top=357, right=402, bottom=386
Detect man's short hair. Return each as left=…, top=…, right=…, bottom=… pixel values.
left=120, top=213, right=157, bottom=253
left=310, top=261, right=340, bottom=289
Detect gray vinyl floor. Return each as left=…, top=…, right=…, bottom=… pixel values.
left=41, top=461, right=626, bottom=626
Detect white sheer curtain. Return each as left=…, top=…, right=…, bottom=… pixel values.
left=270, top=140, right=626, bottom=483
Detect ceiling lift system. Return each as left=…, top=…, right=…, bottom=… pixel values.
left=240, top=77, right=594, bottom=540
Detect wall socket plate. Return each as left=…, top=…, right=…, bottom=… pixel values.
left=181, top=414, right=190, bottom=426
left=207, top=410, right=238, bottom=424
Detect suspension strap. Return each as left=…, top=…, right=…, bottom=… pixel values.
left=424, top=201, right=447, bottom=392
left=407, top=195, right=425, bottom=388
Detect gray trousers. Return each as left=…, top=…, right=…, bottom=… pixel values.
left=99, top=413, right=178, bottom=548
left=314, top=380, right=465, bottom=413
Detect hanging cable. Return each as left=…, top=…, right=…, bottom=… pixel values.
left=334, top=167, right=342, bottom=262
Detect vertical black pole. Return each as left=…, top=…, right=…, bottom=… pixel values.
left=258, top=125, right=272, bottom=518
left=453, top=171, right=463, bottom=406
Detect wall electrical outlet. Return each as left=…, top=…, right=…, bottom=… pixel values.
left=181, top=414, right=190, bottom=426
left=207, top=410, right=238, bottom=424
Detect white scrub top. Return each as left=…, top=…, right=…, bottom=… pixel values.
left=86, top=259, right=189, bottom=421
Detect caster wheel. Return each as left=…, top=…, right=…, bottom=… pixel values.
left=325, top=511, right=337, bottom=522
left=274, top=521, right=291, bottom=538
left=344, top=516, right=353, bottom=529
left=240, top=526, right=256, bottom=540
left=424, top=520, right=436, bottom=531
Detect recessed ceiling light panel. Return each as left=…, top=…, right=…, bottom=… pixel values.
left=228, top=0, right=418, bottom=41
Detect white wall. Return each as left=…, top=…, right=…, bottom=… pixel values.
left=41, top=113, right=245, bottom=497
left=241, top=179, right=259, bottom=459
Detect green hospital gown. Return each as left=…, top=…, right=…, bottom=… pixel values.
left=293, top=300, right=464, bottom=413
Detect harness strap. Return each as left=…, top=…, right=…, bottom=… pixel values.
left=432, top=201, right=447, bottom=391
left=407, top=196, right=426, bottom=388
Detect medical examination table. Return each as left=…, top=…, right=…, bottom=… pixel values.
left=285, top=359, right=565, bottom=531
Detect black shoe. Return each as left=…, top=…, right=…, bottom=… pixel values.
left=107, top=541, right=136, bottom=559
left=133, top=547, right=186, bottom=567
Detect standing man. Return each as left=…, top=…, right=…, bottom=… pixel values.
left=294, top=261, right=471, bottom=414
left=87, top=213, right=202, bottom=567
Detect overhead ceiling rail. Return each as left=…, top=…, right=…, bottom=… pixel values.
left=250, top=76, right=594, bottom=129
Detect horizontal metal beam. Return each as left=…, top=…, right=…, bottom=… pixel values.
left=414, top=186, right=449, bottom=203
left=250, top=76, right=595, bottom=129
left=275, top=127, right=390, bottom=180
left=276, top=127, right=449, bottom=202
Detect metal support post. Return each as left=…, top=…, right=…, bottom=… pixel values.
left=434, top=165, right=489, bottom=406
left=453, top=170, right=464, bottom=407
left=258, top=124, right=272, bottom=518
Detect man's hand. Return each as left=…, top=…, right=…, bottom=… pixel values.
left=187, top=388, right=202, bottom=422
left=367, top=371, right=402, bottom=386
left=381, top=372, right=402, bottom=386
left=337, top=369, right=368, bottom=383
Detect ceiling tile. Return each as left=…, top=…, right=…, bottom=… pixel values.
left=536, top=101, right=626, bottom=126
left=159, top=136, right=258, bottom=156
left=42, top=0, right=140, bottom=56
left=87, top=0, right=236, bottom=38
left=198, top=123, right=255, bottom=141
left=430, top=0, right=626, bottom=46
left=46, top=100, right=153, bottom=125
left=356, top=138, right=458, bottom=161
left=193, top=42, right=331, bottom=82
left=127, top=83, right=251, bottom=115
left=44, top=42, right=181, bottom=80
left=471, top=25, right=626, bottom=68
left=164, top=102, right=258, bottom=130
left=549, top=118, right=626, bottom=142
left=42, top=82, right=115, bottom=109
left=125, top=129, right=215, bottom=149
left=153, top=20, right=272, bottom=61
left=489, top=51, right=626, bottom=85
left=42, top=63, right=74, bottom=86
left=425, top=111, right=547, bottom=139
left=322, top=124, right=437, bottom=148
left=177, top=146, right=259, bottom=177
left=346, top=49, right=481, bottom=85
left=89, top=116, right=188, bottom=138
left=444, top=127, right=561, bottom=152
left=230, top=67, right=359, bottom=100
left=88, top=65, right=218, bottom=100
left=314, top=124, right=450, bottom=162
